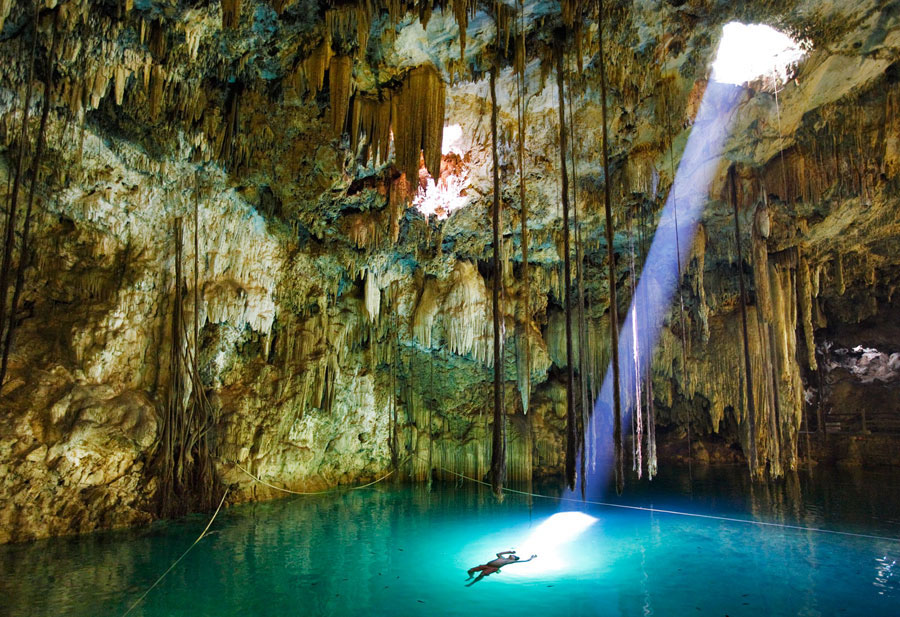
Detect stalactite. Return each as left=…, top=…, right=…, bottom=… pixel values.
left=149, top=64, right=165, bottom=120
left=764, top=323, right=783, bottom=477
left=388, top=173, right=406, bottom=243
left=555, top=39, right=577, bottom=492
left=489, top=63, right=506, bottom=499
left=114, top=66, right=129, bottom=106
left=149, top=19, right=167, bottom=60
left=329, top=55, right=353, bottom=136
left=221, top=84, right=241, bottom=170
left=835, top=252, right=845, bottom=295
left=297, top=40, right=333, bottom=97
left=730, top=165, right=760, bottom=479
left=1, top=10, right=61, bottom=388
left=561, top=0, right=582, bottom=27
left=452, top=0, right=476, bottom=63
left=0, top=9, right=37, bottom=380
left=493, top=1, right=516, bottom=54
left=222, top=0, right=242, bottom=29
left=364, top=268, right=380, bottom=322
left=391, top=64, right=445, bottom=189
left=352, top=95, right=392, bottom=167
left=798, top=253, right=817, bottom=371
left=597, top=1, right=624, bottom=495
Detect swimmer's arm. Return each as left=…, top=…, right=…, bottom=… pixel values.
left=496, top=550, right=516, bottom=558
left=508, top=554, right=537, bottom=564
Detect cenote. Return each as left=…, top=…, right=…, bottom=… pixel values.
left=2, top=1, right=900, bottom=616
left=2, top=467, right=899, bottom=616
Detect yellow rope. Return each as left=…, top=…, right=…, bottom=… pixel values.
left=121, top=488, right=229, bottom=617
left=120, top=458, right=401, bottom=615
left=231, top=455, right=408, bottom=496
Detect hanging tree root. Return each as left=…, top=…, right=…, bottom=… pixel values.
left=515, top=0, right=531, bottom=417
left=489, top=60, right=506, bottom=498
left=555, top=35, right=578, bottom=492
left=2, top=10, right=62, bottom=388
left=596, top=0, right=624, bottom=494
left=0, top=6, right=38, bottom=387
left=565, top=49, right=591, bottom=496
left=151, top=203, right=222, bottom=518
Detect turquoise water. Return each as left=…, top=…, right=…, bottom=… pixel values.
left=2, top=466, right=899, bottom=617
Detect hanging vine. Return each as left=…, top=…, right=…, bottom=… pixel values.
left=152, top=182, right=222, bottom=517
left=597, top=0, right=624, bottom=495
left=515, top=0, right=531, bottom=416
left=664, top=84, right=689, bottom=483
left=554, top=34, right=578, bottom=492
left=566, top=50, right=591, bottom=496
left=1, top=9, right=60, bottom=388
left=0, top=6, right=38, bottom=387
left=489, top=60, right=506, bottom=498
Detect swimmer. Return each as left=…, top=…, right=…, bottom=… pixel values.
left=466, top=550, right=536, bottom=586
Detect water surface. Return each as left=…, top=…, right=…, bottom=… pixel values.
left=2, top=465, right=898, bottom=617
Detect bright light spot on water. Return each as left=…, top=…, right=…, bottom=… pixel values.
left=711, top=22, right=806, bottom=86
left=516, top=512, right=598, bottom=575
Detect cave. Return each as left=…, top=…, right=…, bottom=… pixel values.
left=1, top=1, right=899, bottom=615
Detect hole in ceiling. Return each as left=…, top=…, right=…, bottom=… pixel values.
left=413, top=124, right=471, bottom=220
left=711, top=22, right=808, bottom=87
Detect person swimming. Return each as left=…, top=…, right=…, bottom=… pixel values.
left=466, top=550, right=537, bottom=586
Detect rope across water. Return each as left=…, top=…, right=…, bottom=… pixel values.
left=121, top=489, right=229, bottom=617
left=120, top=453, right=896, bottom=615
left=120, top=458, right=406, bottom=615
left=421, top=456, right=900, bottom=545
left=229, top=455, right=409, bottom=495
